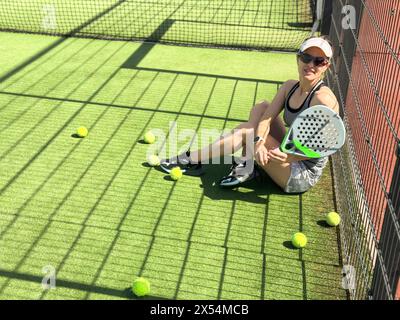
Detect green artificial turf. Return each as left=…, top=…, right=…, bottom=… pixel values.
left=0, top=31, right=347, bottom=300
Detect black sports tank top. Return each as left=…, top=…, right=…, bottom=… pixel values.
left=283, top=80, right=325, bottom=126
left=283, top=80, right=329, bottom=172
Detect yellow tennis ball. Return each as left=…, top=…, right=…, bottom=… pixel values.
left=326, top=212, right=341, bottom=227
left=77, top=126, right=88, bottom=138
left=132, top=277, right=150, bottom=297
left=148, top=155, right=160, bottom=167
left=144, top=131, right=156, bottom=144
left=292, top=232, right=307, bottom=248
left=170, top=167, right=183, bottom=181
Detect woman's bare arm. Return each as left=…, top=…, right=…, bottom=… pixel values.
left=255, top=81, right=294, bottom=142
left=253, top=81, right=296, bottom=165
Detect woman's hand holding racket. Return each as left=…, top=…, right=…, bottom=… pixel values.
left=268, top=147, right=289, bottom=164
left=255, top=143, right=269, bottom=166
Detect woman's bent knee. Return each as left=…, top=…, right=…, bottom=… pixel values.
left=247, top=101, right=270, bottom=128
left=241, top=126, right=255, bottom=141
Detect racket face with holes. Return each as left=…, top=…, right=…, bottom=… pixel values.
left=280, top=105, right=346, bottom=158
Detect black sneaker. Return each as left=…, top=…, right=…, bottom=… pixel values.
left=219, top=160, right=258, bottom=188
left=160, top=151, right=204, bottom=176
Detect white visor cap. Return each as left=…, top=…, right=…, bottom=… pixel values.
left=299, top=38, right=333, bottom=59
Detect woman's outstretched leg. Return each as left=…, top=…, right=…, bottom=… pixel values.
left=159, top=122, right=254, bottom=175
left=159, top=100, right=286, bottom=177
left=183, top=100, right=286, bottom=163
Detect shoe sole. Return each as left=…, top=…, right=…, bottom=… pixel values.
left=219, top=180, right=242, bottom=188
left=219, top=173, right=256, bottom=188
left=160, top=164, right=186, bottom=174
left=160, top=163, right=204, bottom=176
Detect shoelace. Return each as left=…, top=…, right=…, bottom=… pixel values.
left=232, top=161, right=265, bottom=182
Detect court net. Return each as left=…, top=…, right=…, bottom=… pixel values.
left=0, top=0, right=317, bottom=51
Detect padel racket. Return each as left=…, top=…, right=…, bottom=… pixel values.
left=280, top=105, right=346, bottom=158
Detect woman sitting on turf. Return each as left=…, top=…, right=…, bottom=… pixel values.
left=160, top=36, right=339, bottom=194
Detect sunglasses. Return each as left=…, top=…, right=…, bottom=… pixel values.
left=297, top=52, right=329, bottom=67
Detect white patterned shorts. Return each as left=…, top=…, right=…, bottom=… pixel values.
left=284, top=161, right=324, bottom=194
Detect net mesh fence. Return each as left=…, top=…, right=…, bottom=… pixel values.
left=325, top=0, right=400, bottom=300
